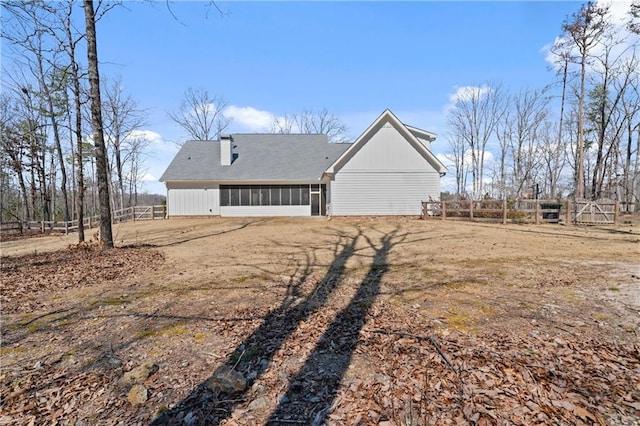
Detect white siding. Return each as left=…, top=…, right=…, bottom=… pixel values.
left=220, top=205, right=310, bottom=217
left=340, top=124, right=428, bottom=171
left=167, top=185, right=219, bottom=216
left=330, top=171, right=439, bottom=215
left=331, top=123, right=440, bottom=216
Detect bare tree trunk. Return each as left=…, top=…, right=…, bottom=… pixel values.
left=73, top=61, right=85, bottom=241
left=557, top=59, right=568, bottom=198
left=38, top=63, right=70, bottom=222
left=83, top=0, right=112, bottom=248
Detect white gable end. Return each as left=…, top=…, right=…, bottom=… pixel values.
left=329, top=110, right=442, bottom=216
left=339, top=123, right=433, bottom=172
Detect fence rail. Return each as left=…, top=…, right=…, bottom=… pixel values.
left=0, top=205, right=166, bottom=237
left=421, top=199, right=620, bottom=225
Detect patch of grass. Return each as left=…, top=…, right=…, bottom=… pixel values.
left=1, top=345, right=24, bottom=355
left=27, top=321, right=41, bottom=334
left=87, top=296, right=129, bottom=308
left=480, top=305, right=497, bottom=316
left=232, top=273, right=269, bottom=284
left=554, top=287, right=577, bottom=301
left=432, top=278, right=485, bottom=289
left=443, top=309, right=477, bottom=332
left=136, top=329, right=156, bottom=339
left=194, top=332, right=206, bottom=340
left=135, top=322, right=189, bottom=340
left=592, top=313, right=609, bottom=321
left=518, top=301, right=537, bottom=310
left=160, top=323, right=188, bottom=337
left=607, top=286, right=620, bottom=292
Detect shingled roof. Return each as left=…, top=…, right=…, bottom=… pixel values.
left=159, top=134, right=351, bottom=182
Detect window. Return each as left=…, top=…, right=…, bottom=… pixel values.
left=230, top=185, right=240, bottom=206
left=291, top=185, right=301, bottom=205
left=281, top=186, right=290, bottom=205
left=240, top=187, right=250, bottom=206
left=270, top=187, right=280, bottom=206
left=220, top=186, right=229, bottom=206
left=260, top=187, right=270, bottom=206
left=220, top=185, right=311, bottom=206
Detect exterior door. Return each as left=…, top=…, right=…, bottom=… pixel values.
left=311, top=193, right=320, bottom=216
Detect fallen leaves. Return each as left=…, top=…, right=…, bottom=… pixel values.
left=0, top=245, right=164, bottom=314
left=1, top=222, right=639, bottom=425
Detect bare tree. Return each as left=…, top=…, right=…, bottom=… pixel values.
left=83, top=0, right=112, bottom=248
left=547, top=41, right=574, bottom=197
left=539, top=121, right=567, bottom=198
left=629, top=0, right=640, bottom=34
left=510, top=88, right=550, bottom=196
left=586, top=27, right=638, bottom=199
left=61, top=0, right=89, bottom=241
left=446, top=83, right=506, bottom=198
left=495, top=93, right=514, bottom=198
left=562, top=1, right=610, bottom=198
left=445, top=132, right=468, bottom=196
left=102, top=76, right=146, bottom=210
left=169, top=87, right=230, bottom=140
left=269, top=108, right=349, bottom=143
left=2, top=1, right=63, bottom=222
left=0, top=93, right=31, bottom=221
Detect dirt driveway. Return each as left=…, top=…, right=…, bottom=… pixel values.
left=1, top=217, right=639, bottom=425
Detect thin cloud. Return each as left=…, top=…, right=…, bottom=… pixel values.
left=223, top=105, right=275, bottom=132
left=448, top=84, right=492, bottom=104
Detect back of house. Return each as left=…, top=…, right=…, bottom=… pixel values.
left=159, top=109, right=447, bottom=217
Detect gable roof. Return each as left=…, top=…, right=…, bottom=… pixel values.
left=325, top=109, right=447, bottom=175
left=159, top=134, right=351, bottom=182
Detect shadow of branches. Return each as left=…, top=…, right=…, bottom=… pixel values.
left=266, top=227, right=402, bottom=424
left=150, top=228, right=364, bottom=425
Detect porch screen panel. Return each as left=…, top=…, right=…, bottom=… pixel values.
left=220, top=185, right=311, bottom=206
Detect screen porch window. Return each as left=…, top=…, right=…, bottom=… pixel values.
left=220, top=185, right=312, bottom=207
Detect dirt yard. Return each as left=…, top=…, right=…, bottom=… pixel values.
left=1, top=217, right=639, bottom=425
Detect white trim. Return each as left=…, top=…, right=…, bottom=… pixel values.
left=325, top=109, right=447, bottom=176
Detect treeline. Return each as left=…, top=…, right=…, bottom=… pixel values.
left=0, top=1, right=152, bottom=229
left=446, top=1, right=640, bottom=210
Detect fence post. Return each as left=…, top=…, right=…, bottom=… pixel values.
left=442, top=201, right=446, bottom=220
left=132, top=207, right=135, bottom=222
left=65, top=221, right=69, bottom=235
left=41, top=221, right=44, bottom=233
left=535, top=200, right=540, bottom=225
left=469, top=200, right=474, bottom=221
left=502, top=199, right=507, bottom=225
left=614, top=201, right=619, bottom=225
left=152, top=205, right=155, bottom=220
left=163, top=204, right=166, bottom=219
left=565, top=200, right=572, bottom=226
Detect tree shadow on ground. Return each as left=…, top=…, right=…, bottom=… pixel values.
left=266, top=227, right=401, bottom=425
left=142, top=219, right=261, bottom=247
left=150, top=227, right=364, bottom=425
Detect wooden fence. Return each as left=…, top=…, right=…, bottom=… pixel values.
left=0, top=205, right=166, bottom=237
left=572, top=199, right=618, bottom=225
left=421, top=199, right=620, bottom=225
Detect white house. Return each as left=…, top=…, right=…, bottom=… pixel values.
left=159, top=109, right=446, bottom=217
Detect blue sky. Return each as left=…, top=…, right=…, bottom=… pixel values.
left=93, top=1, right=590, bottom=194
